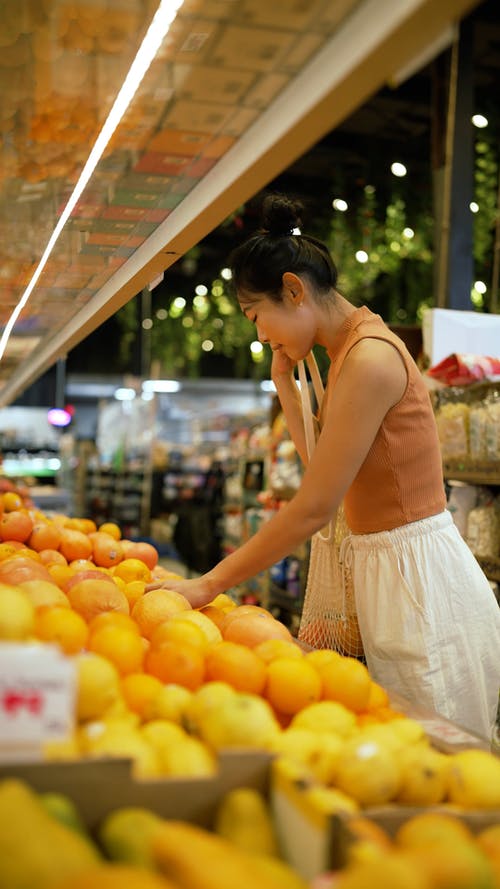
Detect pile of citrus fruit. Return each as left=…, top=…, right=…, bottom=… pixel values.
left=0, top=487, right=499, bottom=815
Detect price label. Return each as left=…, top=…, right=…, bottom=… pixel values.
left=0, top=643, right=76, bottom=750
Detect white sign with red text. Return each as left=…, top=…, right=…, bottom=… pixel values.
left=0, top=643, right=76, bottom=757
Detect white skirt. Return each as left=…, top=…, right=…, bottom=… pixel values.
left=348, top=510, right=500, bottom=741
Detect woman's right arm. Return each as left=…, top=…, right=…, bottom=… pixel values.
left=271, top=351, right=312, bottom=464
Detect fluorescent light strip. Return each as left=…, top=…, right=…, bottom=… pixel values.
left=0, top=0, right=184, bottom=363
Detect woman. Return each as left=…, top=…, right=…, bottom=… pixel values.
left=155, top=193, right=500, bottom=740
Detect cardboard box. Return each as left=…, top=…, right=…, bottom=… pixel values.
left=271, top=761, right=500, bottom=881
left=0, top=750, right=271, bottom=835
left=0, top=692, right=497, bottom=882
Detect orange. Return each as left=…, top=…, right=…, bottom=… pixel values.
left=18, top=579, right=70, bottom=610
left=150, top=618, right=207, bottom=652
left=98, top=522, right=121, bottom=540
left=0, top=542, right=24, bottom=562
left=120, top=540, right=158, bottom=570
left=88, top=611, right=140, bottom=637
left=59, top=528, right=92, bottom=563
left=265, top=657, right=322, bottom=716
left=131, top=588, right=191, bottom=639
left=220, top=604, right=274, bottom=631
left=64, top=517, right=97, bottom=535
left=28, top=521, right=62, bottom=552
left=254, top=638, right=304, bottom=663
left=123, top=580, right=146, bottom=609
left=222, top=613, right=293, bottom=648
left=205, top=640, right=267, bottom=694
left=114, top=558, right=152, bottom=584
left=145, top=640, right=205, bottom=690
left=35, top=605, right=88, bottom=654
left=0, top=510, right=33, bottom=543
left=15, top=547, right=41, bottom=562
left=304, top=649, right=343, bottom=669
left=2, top=491, right=23, bottom=511
left=366, top=680, right=390, bottom=712
left=198, top=604, right=227, bottom=630
left=65, top=569, right=116, bottom=593
left=38, top=548, right=67, bottom=566
left=120, top=672, right=164, bottom=717
left=0, top=555, right=52, bottom=585
left=68, top=560, right=97, bottom=574
left=66, top=578, right=130, bottom=623
left=48, top=563, right=75, bottom=590
left=88, top=625, right=145, bottom=676
left=316, top=656, right=371, bottom=713
left=92, top=533, right=124, bottom=568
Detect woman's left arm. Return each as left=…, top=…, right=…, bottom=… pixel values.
left=153, top=340, right=407, bottom=606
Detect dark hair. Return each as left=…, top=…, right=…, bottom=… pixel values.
left=229, top=193, right=337, bottom=303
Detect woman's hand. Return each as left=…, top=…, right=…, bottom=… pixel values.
left=145, top=574, right=216, bottom=609
left=271, top=348, right=296, bottom=380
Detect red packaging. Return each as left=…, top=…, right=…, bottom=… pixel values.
left=427, top=353, right=500, bottom=386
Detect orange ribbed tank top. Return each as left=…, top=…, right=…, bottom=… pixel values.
left=327, top=307, right=446, bottom=533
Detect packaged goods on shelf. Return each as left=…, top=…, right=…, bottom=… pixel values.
left=434, top=381, right=500, bottom=470
left=466, top=500, right=500, bottom=559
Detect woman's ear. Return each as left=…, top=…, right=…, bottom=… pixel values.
left=282, top=272, right=304, bottom=304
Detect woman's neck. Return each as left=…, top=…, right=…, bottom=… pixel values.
left=317, top=291, right=357, bottom=354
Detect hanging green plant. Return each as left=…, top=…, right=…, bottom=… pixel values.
left=473, top=136, right=498, bottom=310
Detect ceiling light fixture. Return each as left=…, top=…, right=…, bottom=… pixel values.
left=391, top=162, right=407, bottom=177
left=472, top=114, right=488, bottom=128
left=0, top=0, right=184, bottom=364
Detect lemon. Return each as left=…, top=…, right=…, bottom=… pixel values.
left=183, top=681, right=236, bottom=734
left=169, top=610, right=222, bottom=645
left=143, top=683, right=193, bottom=724
left=396, top=742, right=449, bottom=805
left=86, top=725, right=161, bottom=778
left=197, top=692, right=280, bottom=750
left=304, top=785, right=359, bottom=816
left=447, top=749, right=500, bottom=809
left=210, top=593, right=237, bottom=611
left=0, top=583, right=35, bottom=639
left=388, top=717, right=426, bottom=746
left=270, top=727, right=319, bottom=763
left=404, top=841, right=495, bottom=889
left=141, top=719, right=187, bottom=750
left=161, top=736, right=217, bottom=777
left=336, top=851, right=430, bottom=889
left=307, top=732, right=345, bottom=784
left=290, top=700, right=356, bottom=737
left=43, top=734, right=81, bottom=761
left=395, top=811, right=473, bottom=848
left=334, top=736, right=401, bottom=806
left=74, top=652, right=121, bottom=722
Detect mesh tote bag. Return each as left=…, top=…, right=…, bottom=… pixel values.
left=296, top=353, right=364, bottom=658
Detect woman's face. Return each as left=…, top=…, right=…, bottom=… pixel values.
left=239, top=287, right=316, bottom=362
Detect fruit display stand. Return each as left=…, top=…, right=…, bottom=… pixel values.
left=0, top=480, right=499, bottom=888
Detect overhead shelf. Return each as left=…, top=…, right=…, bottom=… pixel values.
left=0, top=0, right=480, bottom=406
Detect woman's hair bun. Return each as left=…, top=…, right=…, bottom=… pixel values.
left=261, top=193, right=302, bottom=237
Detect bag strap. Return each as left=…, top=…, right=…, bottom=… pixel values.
left=306, top=351, right=324, bottom=407
left=298, top=353, right=335, bottom=541
left=298, top=359, right=316, bottom=462
left=298, top=351, right=324, bottom=462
